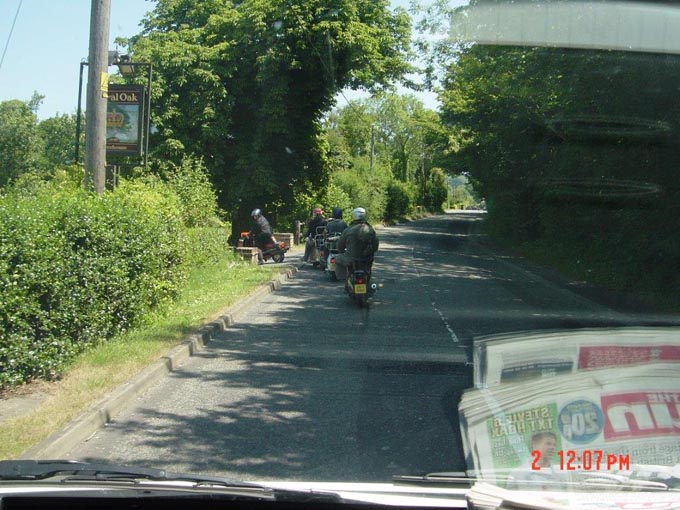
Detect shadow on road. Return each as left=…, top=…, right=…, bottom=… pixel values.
left=76, top=212, right=658, bottom=482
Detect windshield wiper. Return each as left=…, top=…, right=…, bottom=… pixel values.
left=0, top=460, right=255, bottom=486
left=394, top=470, right=679, bottom=493
left=393, top=472, right=473, bottom=488
left=0, top=460, right=340, bottom=502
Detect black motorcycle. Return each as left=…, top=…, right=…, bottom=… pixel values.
left=345, top=259, right=377, bottom=308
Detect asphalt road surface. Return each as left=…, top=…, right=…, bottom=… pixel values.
left=65, top=212, right=636, bottom=482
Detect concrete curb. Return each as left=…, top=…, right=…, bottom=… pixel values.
left=20, top=260, right=303, bottom=460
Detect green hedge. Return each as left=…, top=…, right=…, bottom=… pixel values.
left=0, top=179, right=187, bottom=387
left=183, top=227, right=233, bottom=267
left=385, top=180, right=417, bottom=220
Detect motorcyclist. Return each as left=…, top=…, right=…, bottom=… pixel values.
left=320, top=207, right=348, bottom=263
left=335, top=207, right=379, bottom=282
left=302, top=207, right=327, bottom=263
left=325, top=207, right=348, bottom=236
left=249, top=208, right=273, bottom=265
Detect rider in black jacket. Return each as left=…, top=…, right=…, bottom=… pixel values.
left=335, top=207, right=379, bottom=280
left=249, top=208, right=273, bottom=265
left=320, top=207, right=348, bottom=264
left=302, top=207, right=327, bottom=263
left=325, top=207, right=348, bottom=236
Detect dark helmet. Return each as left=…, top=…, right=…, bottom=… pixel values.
left=331, top=207, right=342, bottom=219
left=251, top=208, right=262, bottom=218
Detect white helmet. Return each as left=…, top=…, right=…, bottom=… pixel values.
left=351, top=207, right=366, bottom=221
left=251, top=208, right=261, bottom=218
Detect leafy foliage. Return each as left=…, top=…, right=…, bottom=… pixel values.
left=0, top=100, right=42, bottom=186
left=0, top=178, right=187, bottom=387
left=438, top=43, right=680, bottom=299
left=423, top=167, right=447, bottom=213
left=126, top=0, right=413, bottom=237
left=37, top=114, right=80, bottom=170
left=324, top=94, right=450, bottom=220
left=156, top=155, right=221, bottom=228
left=385, top=180, right=417, bottom=219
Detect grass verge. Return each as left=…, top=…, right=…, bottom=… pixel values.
left=0, top=257, right=283, bottom=460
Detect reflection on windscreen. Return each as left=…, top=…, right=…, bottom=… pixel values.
left=444, top=37, right=680, bottom=490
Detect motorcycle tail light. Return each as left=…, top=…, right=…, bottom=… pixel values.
left=330, top=257, right=336, bottom=263
left=356, top=277, right=365, bottom=284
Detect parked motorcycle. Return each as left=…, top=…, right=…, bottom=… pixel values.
left=345, top=259, right=378, bottom=308
left=239, top=232, right=289, bottom=263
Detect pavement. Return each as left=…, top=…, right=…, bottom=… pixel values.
left=6, top=245, right=306, bottom=460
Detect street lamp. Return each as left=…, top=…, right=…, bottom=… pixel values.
left=114, top=54, right=136, bottom=77
left=74, top=59, right=88, bottom=165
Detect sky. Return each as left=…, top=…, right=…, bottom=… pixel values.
left=0, top=0, right=441, bottom=121
left=0, top=1, right=152, bottom=119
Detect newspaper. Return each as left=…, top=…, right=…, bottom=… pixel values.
left=473, top=327, right=680, bottom=388
left=459, top=363, right=680, bottom=485
left=467, top=482, right=680, bottom=510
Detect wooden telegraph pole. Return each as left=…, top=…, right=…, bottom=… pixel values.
left=84, top=0, right=111, bottom=193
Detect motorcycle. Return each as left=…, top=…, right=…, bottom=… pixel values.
left=345, top=259, right=378, bottom=308
left=314, top=226, right=327, bottom=269
left=305, top=226, right=327, bottom=268
left=239, top=232, right=289, bottom=263
left=324, top=234, right=342, bottom=281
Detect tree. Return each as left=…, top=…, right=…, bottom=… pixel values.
left=329, top=94, right=449, bottom=212
left=423, top=167, right=447, bottom=212
left=37, top=114, right=79, bottom=171
left=126, top=0, right=413, bottom=238
left=0, top=99, right=41, bottom=187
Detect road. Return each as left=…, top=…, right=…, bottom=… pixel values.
left=65, top=212, right=634, bottom=482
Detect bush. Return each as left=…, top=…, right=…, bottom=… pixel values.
left=385, top=180, right=417, bottom=220
left=330, top=161, right=389, bottom=224
left=320, top=182, right=353, bottom=221
left=0, top=178, right=186, bottom=387
left=156, top=155, right=220, bottom=228
left=184, top=227, right=234, bottom=267
left=423, top=168, right=448, bottom=213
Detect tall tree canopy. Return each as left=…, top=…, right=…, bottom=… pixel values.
left=127, top=0, right=412, bottom=234
left=0, top=99, right=41, bottom=187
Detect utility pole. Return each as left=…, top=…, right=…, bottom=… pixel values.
left=84, top=0, right=110, bottom=193
left=369, top=125, right=375, bottom=173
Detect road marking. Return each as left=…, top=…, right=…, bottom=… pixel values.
left=411, top=247, right=461, bottom=345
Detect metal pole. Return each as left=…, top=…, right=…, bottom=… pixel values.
left=144, top=64, right=152, bottom=170
left=84, top=0, right=111, bottom=193
left=74, top=61, right=87, bottom=165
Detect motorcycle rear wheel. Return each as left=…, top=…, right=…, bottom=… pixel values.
left=272, top=252, right=285, bottom=263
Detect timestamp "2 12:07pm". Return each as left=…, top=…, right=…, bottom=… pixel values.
left=532, top=450, right=631, bottom=471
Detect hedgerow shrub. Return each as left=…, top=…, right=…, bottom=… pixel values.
left=330, top=162, right=388, bottom=224
left=184, top=227, right=234, bottom=267
left=423, top=168, right=448, bottom=213
left=156, top=155, right=219, bottom=228
left=385, top=180, right=417, bottom=220
left=0, top=177, right=186, bottom=387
